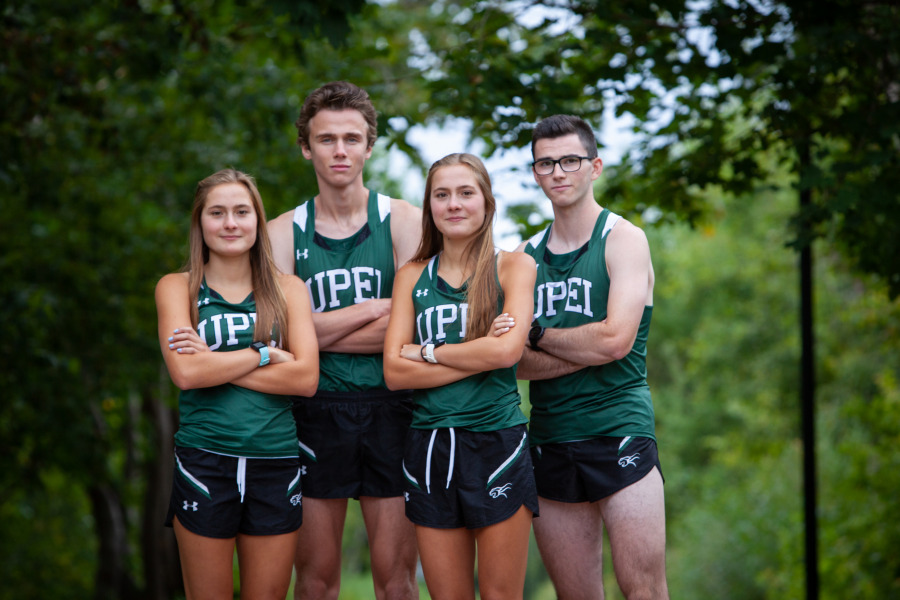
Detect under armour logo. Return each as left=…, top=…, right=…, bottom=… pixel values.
left=489, top=483, right=513, bottom=499
left=618, top=453, right=641, bottom=467
left=299, top=465, right=308, bottom=475
left=404, top=491, right=410, bottom=502
left=296, top=248, right=309, bottom=260
left=196, top=297, right=210, bottom=307
left=416, top=289, right=429, bottom=297
left=290, top=493, right=302, bottom=507
left=183, top=501, right=198, bottom=511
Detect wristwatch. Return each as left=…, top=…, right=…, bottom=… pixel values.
left=528, top=324, right=545, bottom=351
left=250, top=341, right=270, bottom=367
left=420, top=340, right=446, bottom=364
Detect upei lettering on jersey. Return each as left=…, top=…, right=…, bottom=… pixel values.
left=533, top=277, right=593, bottom=319
left=305, top=266, right=384, bottom=313
left=198, top=312, right=258, bottom=351
left=416, top=303, right=469, bottom=343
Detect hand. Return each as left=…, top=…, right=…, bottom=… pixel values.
left=400, top=343, right=424, bottom=362
left=365, top=297, right=393, bottom=320
left=168, top=327, right=211, bottom=354
left=267, top=347, right=295, bottom=364
left=491, top=313, right=516, bottom=337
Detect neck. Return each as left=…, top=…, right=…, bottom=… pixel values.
left=204, top=253, right=253, bottom=286
left=439, top=237, right=477, bottom=284
left=549, top=200, right=603, bottom=251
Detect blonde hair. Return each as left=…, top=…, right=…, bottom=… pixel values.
left=414, top=153, right=499, bottom=341
left=184, top=169, right=290, bottom=349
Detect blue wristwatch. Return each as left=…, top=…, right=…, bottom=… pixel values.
left=250, top=341, right=270, bottom=367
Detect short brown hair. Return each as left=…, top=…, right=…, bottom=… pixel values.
left=294, top=81, right=378, bottom=150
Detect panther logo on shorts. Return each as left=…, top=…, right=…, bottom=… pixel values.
left=489, top=483, right=513, bottom=498
left=290, top=493, right=302, bottom=507
left=618, top=453, right=641, bottom=467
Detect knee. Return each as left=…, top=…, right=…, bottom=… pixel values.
left=293, top=574, right=339, bottom=600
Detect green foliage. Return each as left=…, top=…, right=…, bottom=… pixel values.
left=406, top=0, right=900, bottom=297
left=649, top=180, right=900, bottom=598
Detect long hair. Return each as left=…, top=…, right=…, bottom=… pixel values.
left=184, top=169, right=290, bottom=350
left=413, top=153, right=499, bottom=342
left=294, top=81, right=378, bottom=150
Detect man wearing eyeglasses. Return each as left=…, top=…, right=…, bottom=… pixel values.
left=516, top=114, right=669, bottom=599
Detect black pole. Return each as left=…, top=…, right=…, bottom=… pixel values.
left=799, top=173, right=819, bottom=599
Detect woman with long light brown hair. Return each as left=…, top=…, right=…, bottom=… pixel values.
left=155, top=168, right=318, bottom=599
left=384, top=153, right=538, bottom=599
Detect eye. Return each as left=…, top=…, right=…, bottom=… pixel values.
left=536, top=160, right=554, bottom=169
left=561, top=157, right=580, bottom=167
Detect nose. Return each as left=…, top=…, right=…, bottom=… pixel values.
left=334, top=139, right=348, bottom=157
left=224, top=212, right=238, bottom=228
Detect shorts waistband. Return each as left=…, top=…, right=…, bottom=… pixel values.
left=293, top=388, right=413, bottom=403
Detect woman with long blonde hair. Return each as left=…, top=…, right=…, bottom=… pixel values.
left=384, top=153, right=538, bottom=599
left=155, top=168, right=318, bottom=599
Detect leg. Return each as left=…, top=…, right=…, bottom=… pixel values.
left=236, top=530, right=301, bottom=600
left=173, top=516, right=237, bottom=600
left=293, top=497, right=348, bottom=600
left=532, top=498, right=605, bottom=600
left=416, top=525, right=477, bottom=600
left=360, top=496, right=419, bottom=600
left=599, top=467, right=669, bottom=600
left=474, top=506, right=533, bottom=600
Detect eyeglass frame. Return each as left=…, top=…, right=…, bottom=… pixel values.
left=531, top=155, right=593, bottom=176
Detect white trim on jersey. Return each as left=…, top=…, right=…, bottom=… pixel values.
left=602, top=213, right=621, bottom=239
left=377, top=193, right=392, bottom=222
left=293, top=203, right=309, bottom=232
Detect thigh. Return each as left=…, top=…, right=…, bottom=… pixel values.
left=294, top=497, right=348, bottom=581
left=173, top=517, right=236, bottom=600
left=474, top=505, right=533, bottom=600
left=532, top=498, right=605, bottom=600
left=359, top=496, right=418, bottom=586
left=236, top=530, right=300, bottom=600
left=416, top=526, right=476, bottom=600
left=599, top=466, right=668, bottom=599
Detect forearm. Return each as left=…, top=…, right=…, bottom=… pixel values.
left=539, top=323, right=634, bottom=366
left=384, top=352, right=480, bottom=390
left=429, top=335, right=525, bottom=372
left=321, top=315, right=389, bottom=354
left=516, top=347, right=585, bottom=381
left=231, top=361, right=318, bottom=396
left=312, top=299, right=390, bottom=349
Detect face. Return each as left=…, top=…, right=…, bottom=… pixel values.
left=429, top=164, right=487, bottom=241
left=301, top=108, right=373, bottom=189
left=532, top=133, right=603, bottom=209
left=201, top=183, right=258, bottom=258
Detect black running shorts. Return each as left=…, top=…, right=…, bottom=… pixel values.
left=531, top=436, right=663, bottom=503
left=403, top=424, right=539, bottom=529
left=292, top=389, right=414, bottom=499
left=166, top=447, right=303, bottom=538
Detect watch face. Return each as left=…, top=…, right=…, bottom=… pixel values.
left=250, top=341, right=266, bottom=351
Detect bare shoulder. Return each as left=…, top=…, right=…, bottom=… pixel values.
left=609, top=217, right=650, bottom=251
left=277, top=271, right=308, bottom=294
left=498, top=249, right=536, bottom=274
left=396, top=258, right=429, bottom=282
left=267, top=206, right=296, bottom=234
left=156, top=271, right=189, bottom=295
left=513, top=239, right=529, bottom=252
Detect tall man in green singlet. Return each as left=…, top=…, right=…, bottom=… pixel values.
left=268, top=81, right=422, bottom=600
left=517, top=115, right=669, bottom=600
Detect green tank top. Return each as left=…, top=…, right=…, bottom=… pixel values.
left=410, top=254, right=527, bottom=432
left=291, top=190, right=395, bottom=392
left=523, top=209, right=656, bottom=445
left=174, top=282, right=299, bottom=457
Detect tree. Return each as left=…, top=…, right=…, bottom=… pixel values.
left=394, top=0, right=900, bottom=296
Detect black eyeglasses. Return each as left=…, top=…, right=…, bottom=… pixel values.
left=532, top=156, right=591, bottom=176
